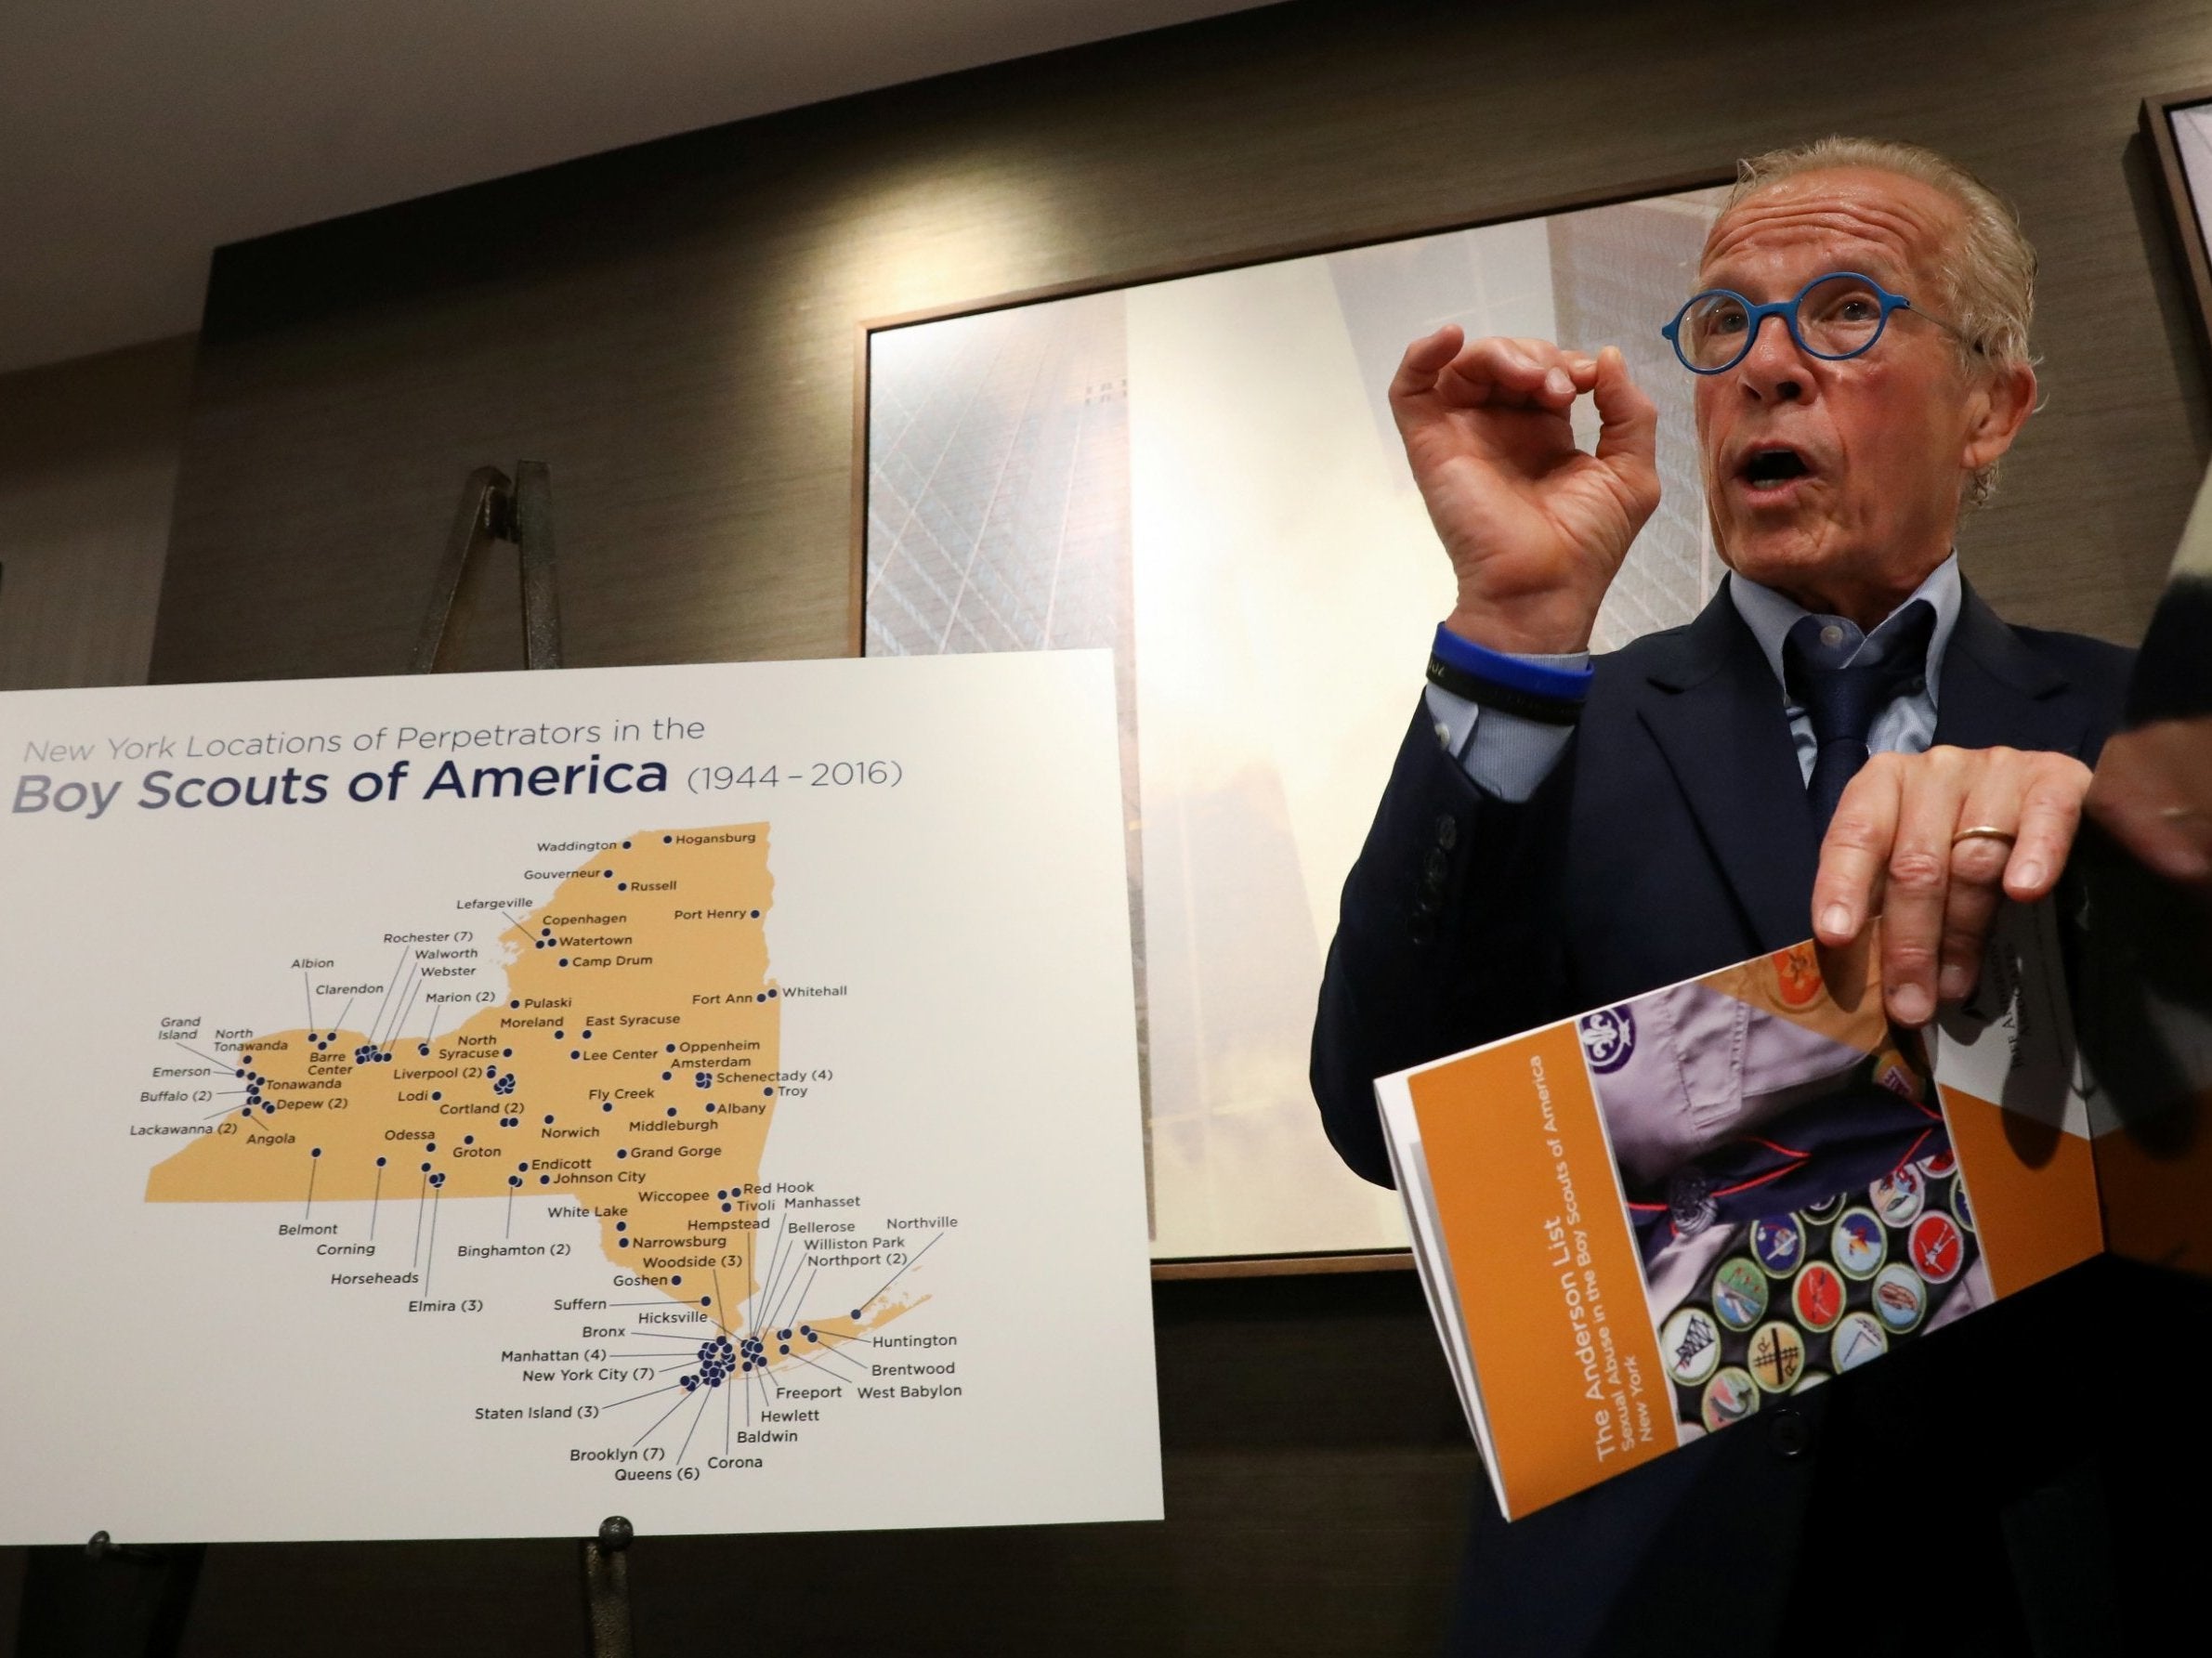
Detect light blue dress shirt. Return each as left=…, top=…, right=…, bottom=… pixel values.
left=1422, top=554, right=1964, bottom=803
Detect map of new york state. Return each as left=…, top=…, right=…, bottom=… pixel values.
left=145, top=823, right=912, bottom=1398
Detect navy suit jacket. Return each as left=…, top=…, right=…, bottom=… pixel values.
left=1312, top=581, right=2137, bottom=1654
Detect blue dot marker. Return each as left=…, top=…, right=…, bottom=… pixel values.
left=311, top=1147, right=321, bottom=1157
left=376, top=1156, right=387, bottom=1167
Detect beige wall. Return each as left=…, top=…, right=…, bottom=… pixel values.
left=0, top=336, right=194, bottom=691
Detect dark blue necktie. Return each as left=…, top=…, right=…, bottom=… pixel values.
left=1783, top=599, right=1935, bottom=831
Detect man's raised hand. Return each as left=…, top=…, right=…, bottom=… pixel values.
left=1391, top=327, right=1662, bottom=656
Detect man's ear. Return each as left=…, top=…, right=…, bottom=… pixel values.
left=1962, top=359, right=2037, bottom=473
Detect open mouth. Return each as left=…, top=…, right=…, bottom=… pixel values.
left=1740, top=447, right=1811, bottom=489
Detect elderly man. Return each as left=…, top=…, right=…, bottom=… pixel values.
left=1312, top=138, right=2144, bottom=1652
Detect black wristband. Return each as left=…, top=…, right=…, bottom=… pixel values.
left=1427, top=652, right=1585, bottom=725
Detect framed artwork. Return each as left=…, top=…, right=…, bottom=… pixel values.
left=857, top=173, right=1732, bottom=1273
left=2144, top=89, right=2212, bottom=369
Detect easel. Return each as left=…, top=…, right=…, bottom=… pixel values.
left=417, top=464, right=637, bottom=1655
left=15, top=464, right=635, bottom=1658
left=414, top=461, right=566, bottom=672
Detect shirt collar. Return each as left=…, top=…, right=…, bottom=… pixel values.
left=1728, top=552, right=1961, bottom=709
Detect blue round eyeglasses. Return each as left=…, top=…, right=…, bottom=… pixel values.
left=1661, top=271, right=1923, bottom=374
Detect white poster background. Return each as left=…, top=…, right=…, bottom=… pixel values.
left=0, top=652, right=1160, bottom=1544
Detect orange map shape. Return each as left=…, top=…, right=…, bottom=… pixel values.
left=146, top=824, right=907, bottom=1364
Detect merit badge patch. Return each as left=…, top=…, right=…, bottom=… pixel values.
left=1870, top=1262, right=1928, bottom=1333
left=1951, top=1177, right=1974, bottom=1233
left=1791, top=1260, right=1846, bottom=1333
left=1919, top=1149, right=1957, bottom=1180
left=1751, top=1212, right=1805, bottom=1276
left=1832, top=1310, right=1890, bottom=1372
left=1872, top=1048, right=1920, bottom=1100
left=1794, top=1369, right=1830, bottom=1394
left=1800, top=1192, right=1845, bottom=1225
left=1747, top=1321, right=1807, bottom=1394
left=1701, top=1366, right=1761, bottom=1430
left=1869, top=1166, right=1923, bottom=1227
left=1711, top=1258, right=1770, bottom=1331
left=1577, top=1006, right=1636, bottom=1075
left=1662, top=1306, right=1723, bottom=1387
left=1909, top=1212, right=1965, bottom=1284
left=1770, top=943, right=1825, bottom=1010
left=1831, top=1207, right=1888, bottom=1279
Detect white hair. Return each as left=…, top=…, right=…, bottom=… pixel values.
left=1716, top=136, right=2035, bottom=506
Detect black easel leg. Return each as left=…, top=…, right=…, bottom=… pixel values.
left=15, top=1536, right=204, bottom=1658
left=579, top=1516, right=634, bottom=1658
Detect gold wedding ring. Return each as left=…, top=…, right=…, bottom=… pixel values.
left=1951, top=825, right=2017, bottom=847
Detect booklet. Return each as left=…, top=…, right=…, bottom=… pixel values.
left=1376, top=903, right=2104, bottom=1521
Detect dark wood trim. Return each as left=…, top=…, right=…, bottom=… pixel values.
left=1151, top=1249, right=1416, bottom=1282
left=2141, top=89, right=2212, bottom=375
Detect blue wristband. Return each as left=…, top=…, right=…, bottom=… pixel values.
left=1430, top=624, right=1594, bottom=702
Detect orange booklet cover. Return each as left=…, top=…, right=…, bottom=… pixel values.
left=1375, top=904, right=2103, bottom=1520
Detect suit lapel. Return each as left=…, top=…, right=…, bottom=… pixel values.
left=1932, top=584, right=2089, bottom=756
left=1636, top=588, right=1819, bottom=950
